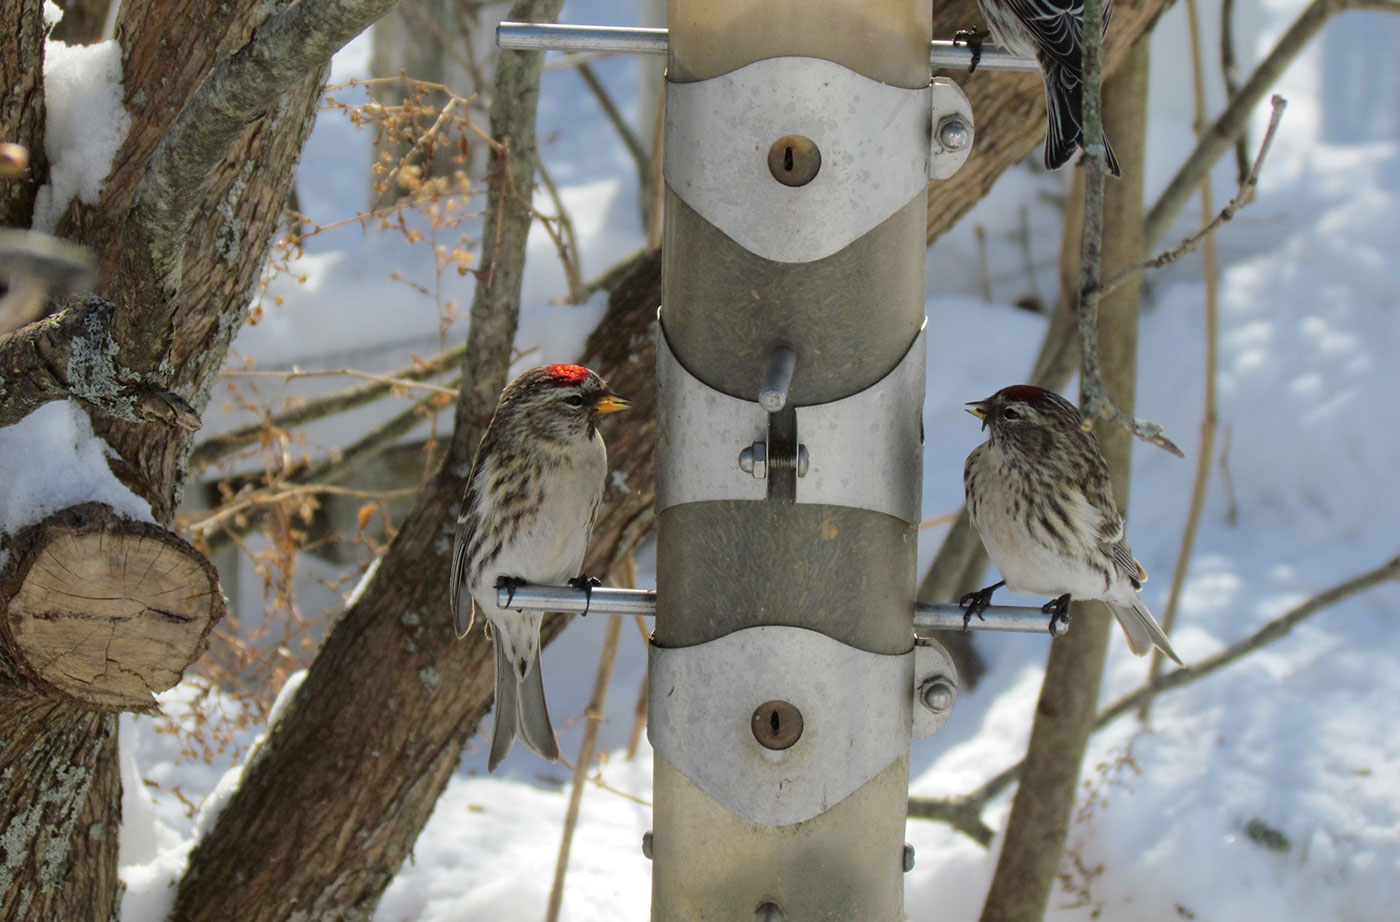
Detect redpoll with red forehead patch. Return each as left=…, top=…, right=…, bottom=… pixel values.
left=451, top=364, right=630, bottom=770
left=961, top=385, right=1180, bottom=664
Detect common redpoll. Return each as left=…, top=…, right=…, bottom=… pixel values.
left=451, top=364, right=630, bottom=770
left=960, top=0, right=1121, bottom=176
left=962, top=385, right=1180, bottom=664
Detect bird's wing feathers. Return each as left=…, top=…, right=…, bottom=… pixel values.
left=1000, top=0, right=1111, bottom=74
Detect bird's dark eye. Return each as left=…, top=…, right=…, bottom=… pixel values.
left=1002, top=408, right=1021, bottom=421
left=564, top=394, right=585, bottom=407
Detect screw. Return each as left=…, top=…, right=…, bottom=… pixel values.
left=751, top=699, right=803, bottom=750
left=759, top=345, right=797, bottom=413
left=767, top=135, right=821, bottom=187
left=755, top=901, right=784, bottom=922
left=903, top=842, right=916, bottom=872
left=919, top=676, right=955, bottom=714
left=936, top=115, right=971, bottom=153
left=739, top=442, right=768, bottom=479
left=642, top=830, right=654, bottom=860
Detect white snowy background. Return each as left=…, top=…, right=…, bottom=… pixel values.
left=10, top=0, right=1400, bottom=918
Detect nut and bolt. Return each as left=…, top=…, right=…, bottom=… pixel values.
left=740, top=443, right=808, bottom=479
left=751, top=699, right=804, bottom=750
left=767, top=135, right=821, bottom=187
left=919, top=676, right=956, bottom=714
left=936, top=115, right=971, bottom=153
left=903, top=842, right=916, bottom=873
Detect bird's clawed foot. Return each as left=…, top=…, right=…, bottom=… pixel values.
left=953, top=28, right=986, bottom=73
left=568, top=575, right=602, bottom=616
left=959, top=580, right=1004, bottom=629
left=495, top=575, right=526, bottom=609
left=1041, top=593, right=1072, bottom=635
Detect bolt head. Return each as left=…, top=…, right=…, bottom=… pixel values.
left=937, top=116, right=971, bottom=153
left=919, top=676, right=955, bottom=714
left=903, top=842, right=916, bottom=872
left=642, top=830, right=654, bottom=860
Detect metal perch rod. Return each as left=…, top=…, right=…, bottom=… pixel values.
left=496, top=22, right=1041, bottom=72
left=497, top=584, right=1068, bottom=636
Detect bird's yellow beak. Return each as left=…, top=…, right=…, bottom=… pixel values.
left=965, top=399, right=991, bottom=430
left=594, top=394, right=631, bottom=415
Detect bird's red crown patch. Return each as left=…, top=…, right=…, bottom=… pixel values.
left=545, top=364, right=591, bottom=386
left=997, top=384, right=1048, bottom=403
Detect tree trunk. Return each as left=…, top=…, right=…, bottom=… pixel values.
left=977, top=37, right=1150, bottom=922
left=0, top=0, right=45, bottom=230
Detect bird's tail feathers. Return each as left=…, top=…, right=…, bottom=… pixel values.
left=1107, top=598, right=1182, bottom=666
left=1042, top=64, right=1121, bottom=177
left=453, top=596, right=477, bottom=640
left=517, top=647, right=560, bottom=762
left=488, top=639, right=519, bottom=771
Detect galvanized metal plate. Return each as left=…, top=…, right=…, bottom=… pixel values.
left=665, top=56, right=930, bottom=264
left=795, top=323, right=926, bottom=524
left=929, top=77, right=975, bottom=181
left=649, top=625, right=912, bottom=827
left=912, top=639, right=958, bottom=738
left=656, top=328, right=769, bottom=511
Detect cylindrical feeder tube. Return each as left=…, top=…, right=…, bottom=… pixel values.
left=652, top=3, right=932, bottom=920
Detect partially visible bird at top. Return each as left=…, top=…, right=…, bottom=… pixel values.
left=451, top=364, right=630, bottom=771
left=957, top=0, right=1122, bottom=176
left=961, top=384, right=1180, bottom=665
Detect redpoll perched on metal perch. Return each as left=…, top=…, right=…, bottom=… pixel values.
left=451, top=364, right=630, bottom=770
left=960, top=0, right=1121, bottom=176
left=962, top=385, right=1180, bottom=664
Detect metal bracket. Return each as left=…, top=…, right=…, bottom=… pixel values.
left=496, top=22, right=1042, bottom=73
left=665, top=56, right=930, bottom=264
left=649, top=625, right=911, bottom=826
left=794, top=323, right=925, bottom=524
left=656, top=328, right=769, bottom=510
left=657, top=323, right=925, bottom=523
left=912, top=640, right=958, bottom=738
left=929, top=78, right=974, bottom=181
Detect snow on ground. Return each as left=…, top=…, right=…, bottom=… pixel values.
left=109, top=0, right=1400, bottom=919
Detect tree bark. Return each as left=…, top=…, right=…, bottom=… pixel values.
left=1, top=503, right=224, bottom=711
left=978, top=37, right=1150, bottom=922
left=0, top=0, right=46, bottom=230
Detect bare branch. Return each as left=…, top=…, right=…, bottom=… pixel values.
left=191, top=344, right=466, bottom=467
left=1074, top=0, right=1183, bottom=457
left=909, top=554, right=1400, bottom=842
left=1220, top=0, right=1252, bottom=184
left=575, top=61, right=650, bottom=192
left=116, top=0, right=403, bottom=376
left=1144, top=0, right=1400, bottom=248
left=1100, top=97, right=1287, bottom=299
left=1144, top=0, right=1228, bottom=712
left=0, top=295, right=199, bottom=430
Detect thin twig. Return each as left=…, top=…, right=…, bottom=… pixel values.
left=218, top=368, right=458, bottom=395
left=908, top=554, right=1400, bottom=842
left=1075, top=0, right=1184, bottom=457
left=1144, top=0, right=1400, bottom=248
left=189, top=484, right=417, bottom=534
left=1100, top=97, right=1287, bottom=300
left=1220, top=0, right=1252, bottom=184
left=1143, top=0, right=1224, bottom=717
left=192, top=346, right=465, bottom=468
left=533, top=157, right=584, bottom=303
left=575, top=61, right=650, bottom=191
left=544, top=555, right=632, bottom=922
